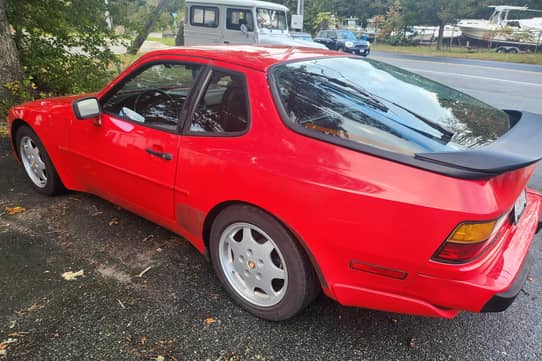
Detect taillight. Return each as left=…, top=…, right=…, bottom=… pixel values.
left=432, top=216, right=508, bottom=264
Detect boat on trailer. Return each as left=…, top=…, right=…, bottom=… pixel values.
left=458, top=5, right=542, bottom=49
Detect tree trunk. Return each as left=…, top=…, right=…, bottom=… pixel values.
left=175, top=20, right=184, bottom=46
left=128, top=0, right=169, bottom=54
left=0, top=0, right=23, bottom=100
left=436, top=22, right=445, bottom=50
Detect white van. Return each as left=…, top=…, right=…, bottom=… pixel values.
left=184, top=0, right=326, bottom=48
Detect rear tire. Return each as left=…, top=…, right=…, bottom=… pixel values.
left=209, top=204, right=319, bottom=321
left=15, top=126, right=65, bottom=196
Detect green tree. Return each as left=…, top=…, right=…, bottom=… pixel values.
left=6, top=0, right=120, bottom=95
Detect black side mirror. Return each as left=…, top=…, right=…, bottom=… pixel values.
left=73, top=97, right=101, bottom=120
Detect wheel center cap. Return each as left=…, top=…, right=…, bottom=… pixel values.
left=248, top=260, right=256, bottom=270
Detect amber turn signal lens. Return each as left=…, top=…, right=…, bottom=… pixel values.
left=432, top=218, right=505, bottom=263
left=448, top=221, right=497, bottom=244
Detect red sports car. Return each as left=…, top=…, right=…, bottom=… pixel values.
left=8, top=46, right=542, bottom=321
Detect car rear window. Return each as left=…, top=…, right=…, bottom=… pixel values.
left=270, top=57, right=510, bottom=155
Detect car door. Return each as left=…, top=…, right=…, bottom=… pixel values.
left=223, top=7, right=255, bottom=44
left=68, top=59, right=206, bottom=223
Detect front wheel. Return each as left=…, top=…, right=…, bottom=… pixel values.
left=209, top=205, right=319, bottom=321
left=16, top=126, right=65, bottom=195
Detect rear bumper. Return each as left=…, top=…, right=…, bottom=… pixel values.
left=481, top=219, right=538, bottom=312
left=331, top=190, right=541, bottom=317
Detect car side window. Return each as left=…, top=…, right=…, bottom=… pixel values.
left=190, top=6, right=219, bottom=27
left=189, top=69, right=249, bottom=134
left=102, top=62, right=202, bottom=132
left=226, top=8, right=254, bottom=32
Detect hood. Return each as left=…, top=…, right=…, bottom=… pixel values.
left=258, top=34, right=327, bottom=49
left=344, top=39, right=369, bottom=46
left=13, top=93, right=97, bottom=111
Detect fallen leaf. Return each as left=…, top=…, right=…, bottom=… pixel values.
left=408, top=338, right=416, bottom=348
left=91, top=211, right=103, bottom=217
left=156, top=356, right=165, bottom=361
left=0, top=338, right=18, bottom=350
left=204, top=317, right=217, bottom=325
left=0, top=125, right=9, bottom=138
left=61, top=270, right=84, bottom=281
left=8, top=320, right=16, bottom=329
left=5, top=206, right=26, bottom=215
left=108, top=217, right=119, bottom=226
left=527, top=277, right=533, bottom=282
left=140, top=336, right=147, bottom=345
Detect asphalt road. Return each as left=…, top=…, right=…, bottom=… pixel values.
left=1, top=54, right=542, bottom=361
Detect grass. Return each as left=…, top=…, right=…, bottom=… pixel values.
left=372, top=43, right=542, bottom=65
left=147, top=36, right=176, bottom=46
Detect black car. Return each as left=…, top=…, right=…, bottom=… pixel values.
left=314, top=29, right=370, bottom=56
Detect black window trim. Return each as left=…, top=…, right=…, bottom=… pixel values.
left=99, top=60, right=209, bottom=135
left=226, top=7, right=254, bottom=32
left=182, top=66, right=252, bottom=138
left=190, top=5, right=219, bottom=28
left=267, top=56, right=505, bottom=180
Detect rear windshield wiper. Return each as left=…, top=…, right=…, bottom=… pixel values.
left=380, top=98, right=455, bottom=142
left=327, top=77, right=455, bottom=142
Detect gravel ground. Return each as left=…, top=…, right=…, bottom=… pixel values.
left=1, top=130, right=541, bottom=361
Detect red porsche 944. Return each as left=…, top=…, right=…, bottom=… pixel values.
left=8, top=46, right=542, bottom=320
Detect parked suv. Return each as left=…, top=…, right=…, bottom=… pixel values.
left=315, top=29, right=370, bottom=56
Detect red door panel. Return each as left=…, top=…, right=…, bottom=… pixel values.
left=67, top=113, right=180, bottom=221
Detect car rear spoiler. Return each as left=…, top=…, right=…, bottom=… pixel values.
left=415, top=111, right=542, bottom=179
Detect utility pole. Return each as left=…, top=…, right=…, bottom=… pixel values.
left=295, top=0, right=304, bottom=32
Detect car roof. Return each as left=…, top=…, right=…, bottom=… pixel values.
left=138, top=45, right=341, bottom=72
left=186, top=0, right=288, bottom=11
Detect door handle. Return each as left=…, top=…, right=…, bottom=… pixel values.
left=224, top=41, right=230, bottom=44
left=146, top=148, right=173, bottom=160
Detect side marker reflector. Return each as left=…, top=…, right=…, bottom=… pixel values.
left=350, top=261, right=407, bottom=280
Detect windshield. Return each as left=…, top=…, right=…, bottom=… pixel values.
left=271, top=57, right=509, bottom=155
left=337, top=31, right=357, bottom=40
left=257, top=8, right=287, bottom=30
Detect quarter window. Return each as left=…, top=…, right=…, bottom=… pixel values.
left=227, top=8, right=254, bottom=32
left=190, top=6, right=218, bottom=27
left=190, top=70, right=249, bottom=134
left=102, top=62, right=202, bottom=132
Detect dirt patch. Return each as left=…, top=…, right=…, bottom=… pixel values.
left=96, top=264, right=132, bottom=284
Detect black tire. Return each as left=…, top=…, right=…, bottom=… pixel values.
left=209, top=204, right=320, bottom=321
left=15, top=125, right=65, bottom=196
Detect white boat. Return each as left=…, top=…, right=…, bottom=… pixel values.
left=458, top=5, right=542, bottom=47
left=411, top=25, right=462, bottom=43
